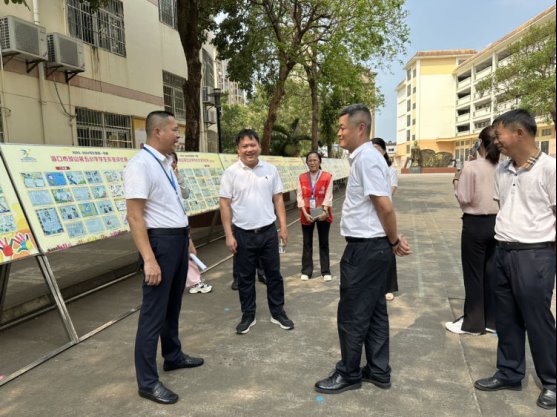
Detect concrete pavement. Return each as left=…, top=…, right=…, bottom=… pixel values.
left=0, top=173, right=554, bottom=417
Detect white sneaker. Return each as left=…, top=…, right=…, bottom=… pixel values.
left=444, top=318, right=481, bottom=335
left=300, top=274, right=310, bottom=281
left=485, top=327, right=497, bottom=334
left=322, top=274, right=332, bottom=281
left=189, top=282, right=212, bottom=294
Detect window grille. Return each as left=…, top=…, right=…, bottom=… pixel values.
left=76, top=108, right=132, bottom=148
left=159, top=0, right=177, bottom=29
left=203, top=49, right=215, bottom=88
left=163, top=71, right=186, bottom=120
left=67, top=0, right=126, bottom=56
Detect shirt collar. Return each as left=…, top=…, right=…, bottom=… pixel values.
left=238, top=158, right=264, bottom=169
left=505, top=150, right=543, bottom=173
left=143, top=144, right=168, bottom=162
left=349, top=142, right=371, bottom=164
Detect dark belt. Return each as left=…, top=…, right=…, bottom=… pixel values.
left=496, top=241, right=552, bottom=250
left=147, top=226, right=190, bottom=236
left=345, top=236, right=388, bottom=243
left=234, top=223, right=275, bottom=234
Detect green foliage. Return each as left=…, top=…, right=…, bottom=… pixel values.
left=271, top=118, right=311, bottom=156
left=477, top=20, right=556, bottom=125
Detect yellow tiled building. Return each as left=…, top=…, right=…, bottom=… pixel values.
left=395, top=5, right=556, bottom=166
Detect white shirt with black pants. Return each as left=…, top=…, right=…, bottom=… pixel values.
left=219, top=159, right=286, bottom=319
left=124, top=144, right=191, bottom=391
left=336, top=142, right=393, bottom=384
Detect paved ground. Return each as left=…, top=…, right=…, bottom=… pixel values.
left=0, top=174, right=554, bottom=417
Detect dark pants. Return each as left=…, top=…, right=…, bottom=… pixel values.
left=336, top=237, right=392, bottom=383
left=301, top=221, right=331, bottom=277
left=234, top=225, right=285, bottom=317
left=135, top=232, right=189, bottom=390
left=494, top=246, right=556, bottom=391
left=460, top=214, right=497, bottom=333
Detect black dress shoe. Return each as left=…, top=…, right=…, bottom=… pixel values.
left=474, top=376, right=522, bottom=392
left=163, top=354, right=204, bottom=371
left=314, top=371, right=362, bottom=394
left=231, top=280, right=238, bottom=291
left=361, top=368, right=391, bottom=389
left=537, top=389, right=556, bottom=410
left=138, top=381, right=178, bottom=404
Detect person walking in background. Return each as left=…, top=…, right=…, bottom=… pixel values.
left=170, top=152, right=212, bottom=295
left=445, top=126, right=500, bottom=335
left=219, top=129, right=294, bottom=335
left=315, top=104, right=411, bottom=395
left=474, top=109, right=556, bottom=410
left=372, top=137, right=398, bottom=301
left=296, top=151, right=333, bottom=282
left=125, top=111, right=203, bottom=405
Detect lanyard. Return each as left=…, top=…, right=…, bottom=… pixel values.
left=142, top=147, right=177, bottom=194
left=308, top=170, right=321, bottom=197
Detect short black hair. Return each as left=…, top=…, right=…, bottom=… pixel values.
left=492, top=109, right=537, bottom=137
left=236, top=129, right=260, bottom=146
left=146, top=111, right=175, bottom=137
left=339, top=104, right=372, bottom=136
left=371, top=137, right=392, bottom=167
left=478, top=126, right=500, bottom=165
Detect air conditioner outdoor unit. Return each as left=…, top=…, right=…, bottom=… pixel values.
left=47, top=33, right=85, bottom=72
left=206, top=109, right=217, bottom=124
left=202, top=86, right=214, bottom=105
left=0, top=15, right=47, bottom=62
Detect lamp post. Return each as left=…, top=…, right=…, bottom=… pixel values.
left=212, top=88, right=223, bottom=153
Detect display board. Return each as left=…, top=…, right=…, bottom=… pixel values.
left=218, top=153, right=239, bottom=170
left=0, top=157, right=39, bottom=264
left=260, top=156, right=307, bottom=192
left=175, top=152, right=224, bottom=216
left=0, top=144, right=136, bottom=253
left=321, top=158, right=350, bottom=180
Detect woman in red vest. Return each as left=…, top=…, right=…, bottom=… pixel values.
left=296, top=151, right=333, bottom=281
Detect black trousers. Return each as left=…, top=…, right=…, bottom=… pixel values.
left=460, top=214, right=497, bottom=333
left=234, top=225, right=285, bottom=317
left=301, top=221, right=331, bottom=277
left=494, top=246, right=556, bottom=391
left=386, top=253, right=398, bottom=293
left=336, top=238, right=392, bottom=383
left=135, top=232, right=189, bottom=390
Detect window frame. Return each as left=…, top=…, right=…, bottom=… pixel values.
left=76, top=108, right=133, bottom=149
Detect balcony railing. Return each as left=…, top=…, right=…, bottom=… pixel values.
left=457, top=78, right=471, bottom=89
left=475, top=66, right=493, bottom=81
left=457, top=96, right=471, bottom=106
left=474, top=107, right=491, bottom=118
left=457, top=129, right=471, bottom=136
left=457, top=113, right=470, bottom=122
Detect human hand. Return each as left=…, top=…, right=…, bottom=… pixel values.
left=188, top=238, right=197, bottom=255
left=226, top=235, right=237, bottom=254
left=143, top=259, right=162, bottom=286
left=393, top=235, right=412, bottom=257
left=317, top=211, right=328, bottom=221
left=13, top=232, right=32, bottom=253
left=278, top=229, right=288, bottom=246
left=304, top=212, right=314, bottom=223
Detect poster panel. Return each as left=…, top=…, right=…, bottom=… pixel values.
left=260, top=156, right=307, bottom=192
left=218, top=153, right=239, bottom=170
left=176, top=152, right=225, bottom=216
left=0, top=144, right=136, bottom=253
left=0, top=157, right=39, bottom=264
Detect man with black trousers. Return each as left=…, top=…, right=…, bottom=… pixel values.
left=474, top=109, right=556, bottom=410
left=314, top=104, right=411, bottom=394
left=125, top=111, right=203, bottom=405
left=219, top=129, right=294, bottom=335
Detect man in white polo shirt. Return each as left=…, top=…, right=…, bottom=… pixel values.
left=315, top=104, right=411, bottom=394
left=474, top=109, right=556, bottom=410
left=219, top=129, right=294, bottom=335
left=125, top=111, right=203, bottom=405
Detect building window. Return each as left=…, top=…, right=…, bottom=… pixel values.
left=541, top=128, right=552, bottom=137
left=407, top=115, right=411, bottom=127
left=159, top=0, right=177, bottom=29
left=412, top=119, right=416, bottom=125
left=163, top=71, right=186, bottom=120
left=407, top=69, right=411, bottom=80
left=203, top=49, right=215, bottom=88
left=413, top=86, right=416, bottom=93
left=76, top=108, right=132, bottom=148
left=407, top=100, right=411, bottom=112
left=413, top=103, right=416, bottom=109
left=67, top=0, right=126, bottom=56
left=412, top=135, right=416, bottom=141
left=540, top=141, right=549, bottom=154
left=406, top=130, right=410, bottom=141
left=406, top=85, right=411, bottom=97
left=406, top=144, right=410, bottom=153
left=413, top=68, right=416, bottom=77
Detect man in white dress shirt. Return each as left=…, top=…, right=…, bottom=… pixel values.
left=219, top=129, right=294, bottom=335
left=125, top=111, right=203, bottom=405
left=315, top=104, right=411, bottom=394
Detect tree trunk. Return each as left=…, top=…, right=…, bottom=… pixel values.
left=261, top=61, right=294, bottom=155
left=306, top=70, right=319, bottom=152
left=177, top=0, right=202, bottom=152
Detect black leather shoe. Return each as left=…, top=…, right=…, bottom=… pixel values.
left=231, top=280, right=238, bottom=291
left=474, top=376, right=522, bottom=392
left=257, top=272, right=267, bottom=285
left=314, top=371, right=362, bottom=394
left=163, top=354, right=204, bottom=371
left=138, top=381, right=178, bottom=404
left=537, top=389, right=556, bottom=410
left=361, top=368, right=391, bottom=389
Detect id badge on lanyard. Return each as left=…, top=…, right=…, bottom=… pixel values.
left=309, top=197, right=316, bottom=209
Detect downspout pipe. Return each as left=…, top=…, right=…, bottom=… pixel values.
left=33, top=0, right=48, bottom=144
